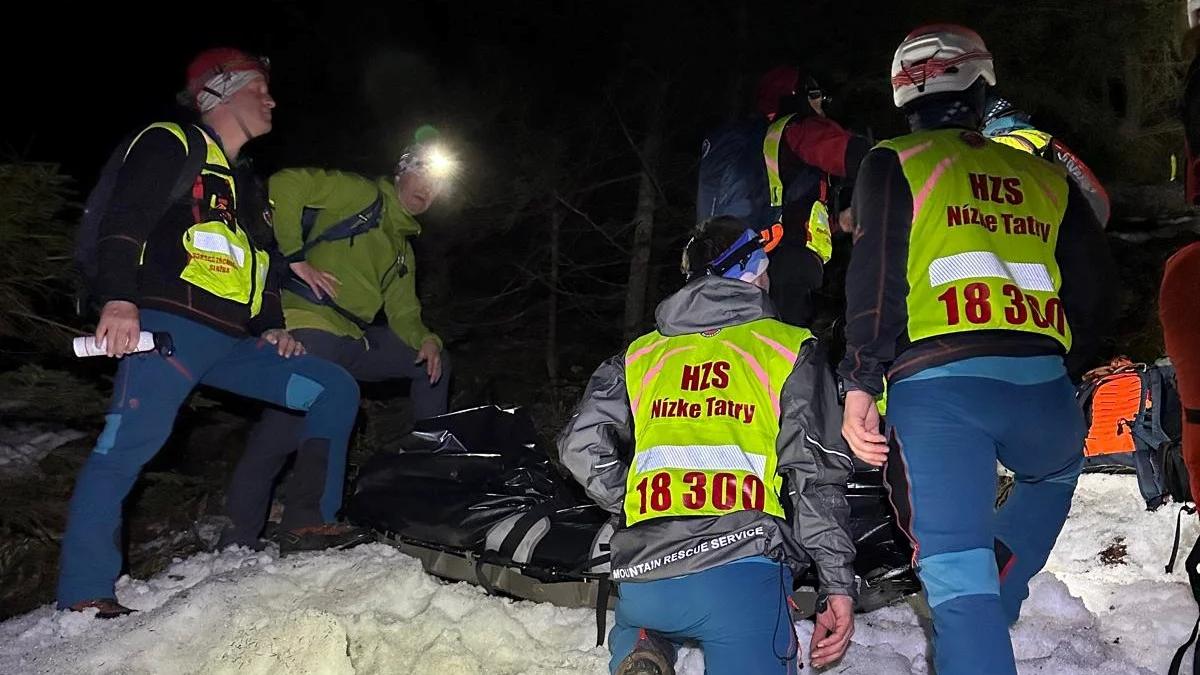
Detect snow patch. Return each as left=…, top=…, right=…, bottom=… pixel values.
left=0, top=475, right=1193, bottom=675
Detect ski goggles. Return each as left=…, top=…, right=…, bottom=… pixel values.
left=807, top=83, right=831, bottom=107
left=707, top=223, right=784, bottom=281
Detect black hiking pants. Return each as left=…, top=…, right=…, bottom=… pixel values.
left=222, top=326, right=450, bottom=544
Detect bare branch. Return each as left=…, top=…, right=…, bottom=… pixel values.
left=554, top=192, right=630, bottom=255
left=604, top=88, right=670, bottom=205
left=571, top=172, right=643, bottom=195
left=7, top=310, right=86, bottom=336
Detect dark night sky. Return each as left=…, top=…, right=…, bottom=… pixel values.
left=7, top=3, right=705, bottom=179
left=4, top=1, right=1163, bottom=207
left=6, top=2, right=933, bottom=182
left=9, top=4, right=478, bottom=180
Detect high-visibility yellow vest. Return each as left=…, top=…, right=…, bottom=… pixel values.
left=764, top=115, right=833, bottom=263
left=136, top=123, right=269, bottom=316
left=990, top=128, right=1052, bottom=157
left=877, top=129, right=1071, bottom=349
left=623, top=319, right=813, bottom=526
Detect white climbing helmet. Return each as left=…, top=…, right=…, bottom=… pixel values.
left=890, top=24, right=996, bottom=108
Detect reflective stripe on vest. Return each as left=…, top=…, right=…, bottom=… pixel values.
left=878, top=129, right=1072, bottom=349
left=180, top=223, right=270, bottom=314
left=622, top=319, right=813, bottom=526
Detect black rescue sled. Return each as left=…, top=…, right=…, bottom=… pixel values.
left=344, top=405, right=919, bottom=628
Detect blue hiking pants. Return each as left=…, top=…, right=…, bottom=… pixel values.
left=57, top=310, right=359, bottom=608
left=885, top=356, right=1085, bottom=675
left=609, top=557, right=799, bottom=675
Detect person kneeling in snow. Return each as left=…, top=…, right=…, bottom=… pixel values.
left=558, top=216, right=855, bottom=675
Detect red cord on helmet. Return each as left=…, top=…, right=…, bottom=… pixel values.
left=185, top=48, right=270, bottom=99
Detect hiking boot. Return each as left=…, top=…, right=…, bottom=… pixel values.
left=68, top=598, right=135, bottom=619
left=277, top=523, right=375, bottom=557
left=615, top=629, right=676, bottom=675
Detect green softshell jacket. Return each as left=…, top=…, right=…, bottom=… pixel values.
left=270, top=168, right=440, bottom=349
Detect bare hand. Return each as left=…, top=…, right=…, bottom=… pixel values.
left=810, top=594, right=855, bottom=668
left=837, top=207, right=855, bottom=234
left=94, top=300, right=141, bottom=358
left=842, top=389, right=887, bottom=466
left=290, top=261, right=340, bottom=300
left=262, top=329, right=306, bottom=358
left=414, top=338, right=443, bottom=384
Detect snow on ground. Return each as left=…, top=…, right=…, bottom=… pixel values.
left=0, top=424, right=87, bottom=477
left=0, top=474, right=1194, bottom=675
left=1044, top=474, right=1199, bottom=674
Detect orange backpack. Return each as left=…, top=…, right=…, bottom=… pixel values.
left=1078, top=357, right=1187, bottom=510
left=1082, top=360, right=1150, bottom=458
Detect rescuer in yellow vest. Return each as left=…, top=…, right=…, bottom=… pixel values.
left=559, top=216, right=856, bottom=674
left=837, top=24, right=1113, bottom=675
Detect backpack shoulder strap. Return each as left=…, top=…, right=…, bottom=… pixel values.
left=1131, top=366, right=1173, bottom=448
left=285, top=193, right=384, bottom=263
left=1076, top=376, right=1102, bottom=414
left=1135, top=366, right=1153, bottom=418
left=283, top=275, right=372, bottom=330
left=282, top=188, right=385, bottom=325
left=300, top=206, right=321, bottom=244
left=166, top=125, right=209, bottom=208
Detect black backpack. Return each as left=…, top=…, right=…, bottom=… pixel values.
left=74, top=124, right=208, bottom=308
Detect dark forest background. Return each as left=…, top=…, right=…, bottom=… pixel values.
left=0, top=0, right=1193, bottom=618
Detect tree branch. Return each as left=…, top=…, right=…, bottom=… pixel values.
left=554, top=192, right=630, bottom=255
left=604, top=88, right=670, bottom=205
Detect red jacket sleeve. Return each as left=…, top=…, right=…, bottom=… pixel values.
left=783, top=116, right=861, bottom=177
